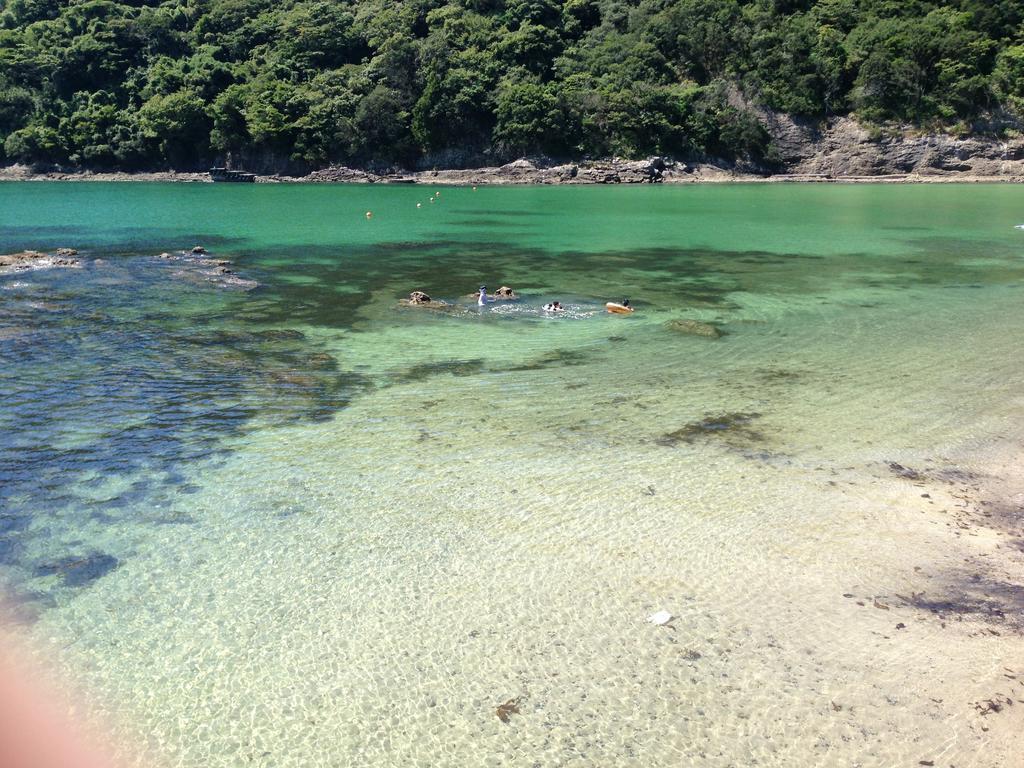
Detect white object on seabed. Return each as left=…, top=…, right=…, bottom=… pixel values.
left=646, top=610, right=674, bottom=626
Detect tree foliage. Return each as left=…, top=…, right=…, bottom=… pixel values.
left=0, top=0, right=1021, bottom=170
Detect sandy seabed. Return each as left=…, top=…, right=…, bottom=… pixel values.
left=12, top=290, right=1024, bottom=768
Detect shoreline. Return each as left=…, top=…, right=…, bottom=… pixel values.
left=2, top=162, right=1021, bottom=186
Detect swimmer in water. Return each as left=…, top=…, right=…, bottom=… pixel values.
left=478, top=285, right=488, bottom=305
left=543, top=301, right=563, bottom=311
left=621, top=298, right=630, bottom=308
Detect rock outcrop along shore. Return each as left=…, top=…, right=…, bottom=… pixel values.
left=268, top=117, right=1024, bottom=184
left=3, top=117, right=1024, bottom=184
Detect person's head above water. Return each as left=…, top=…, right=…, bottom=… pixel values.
left=622, top=298, right=630, bottom=307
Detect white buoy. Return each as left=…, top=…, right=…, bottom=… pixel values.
left=416, top=202, right=422, bottom=208
left=436, top=191, right=441, bottom=197
left=365, top=211, right=373, bottom=219
left=472, top=186, right=477, bottom=191
left=646, top=610, right=673, bottom=626
left=429, top=198, right=435, bottom=203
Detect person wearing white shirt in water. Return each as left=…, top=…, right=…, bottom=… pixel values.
left=478, top=285, right=488, bottom=305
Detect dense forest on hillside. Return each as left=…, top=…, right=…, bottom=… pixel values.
left=1, top=0, right=1023, bottom=172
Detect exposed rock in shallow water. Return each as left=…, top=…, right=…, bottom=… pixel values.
left=399, top=290, right=452, bottom=309
left=665, top=318, right=724, bottom=338
left=0, top=250, right=81, bottom=273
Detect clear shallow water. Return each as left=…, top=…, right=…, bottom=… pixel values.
left=2, top=183, right=1024, bottom=766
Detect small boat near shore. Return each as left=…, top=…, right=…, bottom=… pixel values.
left=209, top=167, right=256, bottom=183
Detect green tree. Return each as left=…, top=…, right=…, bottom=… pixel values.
left=138, top=89, right=212, bottom=167
left=4, top=123, right=65, bottom=163
left=493, top=81, right=563, bottom=155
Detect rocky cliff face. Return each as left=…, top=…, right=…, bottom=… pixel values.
left=762, top=116, right=1024, bottom=180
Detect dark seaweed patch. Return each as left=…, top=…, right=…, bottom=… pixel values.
left=0, top=257, right=372, bottom=602
left=900, top=574, right=1024, bottom=634
left=887, top=462, right=926, bottom=481
left=0, top=535, right=22, bottom=566
left=393, top=358, right=486, bottom=384
left=454, top=209, right=553, bottom=218
left=657, top=412, right=764, bottom=447
left=755, top=368, right=803, bottom=384
left=502, top=348, right=590, bottom=372
left=451, top=218, right=526, bottom=228
left=35, top=553, right=119, bottom=588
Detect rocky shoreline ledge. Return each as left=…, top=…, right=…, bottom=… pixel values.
left=0, top=248, right=81, bottom=273
left=3, top=118, right=1023, bottom=184
left=0, top=245, right=258, bottom=289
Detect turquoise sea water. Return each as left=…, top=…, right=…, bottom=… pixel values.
left=2, top=182, right=1024, bottom=766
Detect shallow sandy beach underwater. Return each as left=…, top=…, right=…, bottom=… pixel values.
left=1, top=182, right=1023, bottom=766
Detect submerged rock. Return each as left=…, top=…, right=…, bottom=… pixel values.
left=665, top=318, right=723, bottom=338
left=161, top=249, right=258, bottom=290
left=170, top=264, right=258, bottom=290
